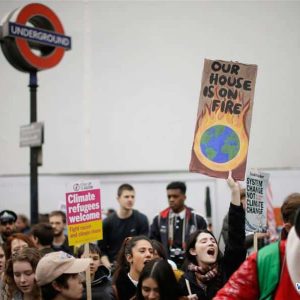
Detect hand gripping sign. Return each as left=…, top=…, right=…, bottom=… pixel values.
left=0, top=3, right=71, bottom=72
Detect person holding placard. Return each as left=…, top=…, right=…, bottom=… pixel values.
left=218, top=187, right=267, bottom=253
left=213, top=193, right=300, bottom=300
left=178, top=176, right=246, bottom=300
left=77, top=243, right=114, bottom=300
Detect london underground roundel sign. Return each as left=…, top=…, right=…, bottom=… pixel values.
left=0, top=3, right=71, bottom=72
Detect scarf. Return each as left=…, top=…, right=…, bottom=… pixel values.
left=188, top=262, right=218, bottom=283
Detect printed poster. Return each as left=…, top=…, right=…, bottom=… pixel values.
left=66, top=179, right=103, bottom=246
left=190, top=59, right=257, bottom=180
left=245, top=170, right=270, bottom=232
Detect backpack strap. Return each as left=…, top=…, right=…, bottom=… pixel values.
left=257, top=241, right=280, bottom=300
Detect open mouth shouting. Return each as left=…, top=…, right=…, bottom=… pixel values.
left=207, top=248, right=215, bottom=256
left=194, top=232, right=218, bottom=265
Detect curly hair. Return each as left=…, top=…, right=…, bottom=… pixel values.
left=3, top=247, right=41, bottom=300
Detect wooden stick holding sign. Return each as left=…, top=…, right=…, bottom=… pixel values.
left=253, top=232, right=268, bottom=252
left=185, top=278, right=192, bottom=296
left=84, top=243, right=92, bottom=300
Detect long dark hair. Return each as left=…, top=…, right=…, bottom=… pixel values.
left=183, top=229, right=222, bottom=270
left=136, top=259, right=180, bottom=300
left=112, top=235, right=152, bottom=283
left=183, top=229, right=225, bottom=298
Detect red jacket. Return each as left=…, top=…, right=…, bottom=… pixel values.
left=213, top=240, right=300, bottom=300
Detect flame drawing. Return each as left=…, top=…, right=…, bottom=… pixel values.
left=193, top=95, right=250, bottom=172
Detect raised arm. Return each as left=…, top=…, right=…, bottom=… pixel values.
left=222, top=173, right=246, bottom=278
left=227, top=173, right=241, bottom=206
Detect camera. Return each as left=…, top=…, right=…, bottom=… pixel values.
left=169, top=248, right=185, bottom=262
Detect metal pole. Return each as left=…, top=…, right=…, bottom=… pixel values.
left=29, top=71, right=39, bottom=225
left=205, top=186, right=212, bottom=230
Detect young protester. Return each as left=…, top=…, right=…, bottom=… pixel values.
left=35, top=251, right=90, bottom=300
left=15, top=214, right=30, bottom=235
left=219, top=188, right=258, bottom=250
left=112, top=235, right=154, bottom=300
left=150, top=181, right=207, bottom=268
left=98, top=184, right=149, bottom=270
left=213, top=194, right=300, bottom=300
left=135, top=258, right=198, bottom=300
left=30, top=223, right=55, bottom=257
left=1, top=247, right=41, bottom=300
left=77, top=243, right=114, bottom=299
left=49, top=211, right=74, bottom=255
left=5, top=233, right=36, bottom=259
left=178, top=176, right=246, bottom=300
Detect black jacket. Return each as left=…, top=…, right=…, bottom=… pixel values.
left=52, top=235, right=74, bottom=255
left=98, top=210, right=149, bottom=262
left=150, top=206, right=207, bottom=259
left=82, top=265, right=114, bottom=300
left=113, top=270, right=137, bottom=300
left=178, top=203, right=246, bottom=300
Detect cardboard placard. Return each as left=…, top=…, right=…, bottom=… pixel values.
left=190, top=59, right=257, bottom=180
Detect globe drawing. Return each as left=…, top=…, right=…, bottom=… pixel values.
left=200, top=125, right=240, bottom=163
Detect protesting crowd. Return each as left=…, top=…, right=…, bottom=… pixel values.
left=0, top=179, right=299, bottom=300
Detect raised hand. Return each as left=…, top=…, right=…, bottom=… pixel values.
left=227, top=171, right=241, bottom=206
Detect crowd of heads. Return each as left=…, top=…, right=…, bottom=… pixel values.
left=0, top=209, right=90, bottom=300
left=0, top=182, right=299, bottom=300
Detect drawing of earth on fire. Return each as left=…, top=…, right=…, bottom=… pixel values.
left=200, top=125, right=240, bottom=163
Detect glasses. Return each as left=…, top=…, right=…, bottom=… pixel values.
left=0, top=220, right=14, bottom=226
